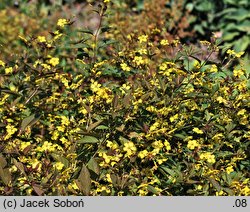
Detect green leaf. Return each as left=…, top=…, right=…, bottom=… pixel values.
left=159, top=166, right=176, bottom=177
left=214, top=124, right=225, bottom=131
left=19, top=114, right=40, bottom=134
left=147, top=185, right=160, bottom=195
left=87, top=158, right=100, bottom=175
left=225, top=123, right=236, bottom=133
left=222, top=32, right=240, bottom=41
left=173, top=133, right=186, bottom=140
left=0, top=154, right=7, bottom=168
left=77, top=29, right=93, bottom=35
left=77, top=163, right=91, bottom=195
left=77, top=136, right=99, bottom=144
left=87, top=120, right=103, bottom=132
left=186, top=3, right=194, bottom=11
left=119, top=136, right=130, bottom=145
left=95, top=125, right=109, bottom=130
left=195, top=1, right=214, bottom=12
left=0, top=155, right=11, bottom=185
left=235, top=20, right=250, bottom=33
left=223, top=187, right=234, bottom=195
left=32, top=184, right=44, bottom=196
left=51, top=153, right=69, bottom=168
left=233, top=35, right=250, bottom=52
left=0, top=167, right=11, bottom=185
left=194, top=25, right=205, bottom=35
left=224, top=8, right=250, bottom=22
left=13, top=159, right=26, bottom=176
left=123, top=93, right=131, bottom=108
left=211, top=83, right=220, bottom=95
left=208, top=177, right=222, bottom=192
left=112, top=94, right=119, bottom=109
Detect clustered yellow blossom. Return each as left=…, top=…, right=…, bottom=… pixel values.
left=226, top=165, right=234, bottom=174
left=37, top=36, right=46, bottom=43
left=138, top=35, right=148, bottom=43
left=48, top=57, right=59, bottom=67
left=53, top=162, right=65, bottom=171
left=4, top=124, right=18, bottom=140
left=199, top=152, right=216, bottom=164
left=138, top=149, right=149, bottom=159
left=5, top=67, right=13, bottom=74
left=233, top=69, right=245, bottom=78
left=160, top=39, right=169, bottom=46
left=36, top=141, right=63, bottom=152
left=57, top=18, right=69, bottom=27
left=133, top=56, right=147, bottom=66
left=187, top=140, right=199, bottom=150
left=0, top=60, right=5, bottom=67
left=192, top=127, right=203, bottom=134
left=226, top=49, right=244, bottom=58
left=123, top=141, right=137, bottom=157
left=120, top=62, right=131, bottom=72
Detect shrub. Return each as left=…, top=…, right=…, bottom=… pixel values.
left=0, top=1, right=249, bottom=196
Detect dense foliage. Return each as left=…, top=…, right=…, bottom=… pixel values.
left=0, top=0, right=249, bottom=196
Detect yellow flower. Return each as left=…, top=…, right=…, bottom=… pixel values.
left=68, top=181, right=79, bottom=191
left=237, top=109, right=246, bottom=116
left=138, top=150, right=149, bottom=159
left=9, top=83, right=17, bottom=92
left=137, top=48, right=147, bottom=55
left=152, top=140, right=164, bottom=149
left=209, top=64, right=218, bottom=73
left=241, top=186, right=250, bottom=196
left=37, top=36, right=46, bottom=43
left=120, top=62, right=131, bottom=72
left=157, top=158, right=167, bottom=165
left=20, top=142, right=31, bottom=151
left=197, top=185, right=203, bottom=190
left=41, top=63, right=51, bottom=69
left=29, top=158, right=41, bottom=170
left=51, top=131, right=59, bottom=140
left=105, top=174, right=112, bottom=183
left=200, top=152, right=216, bottom=164
left=123, top=141, right=137, bottom=157
left=187, top=140, right=199, bottom=150
left=56, top=125, right=65, bottom=132
left=226, top=165, right=234, bottom=174
left=170, top=114, right=179, bottom=122
left=4, top=124, right=18, bottom=140
left=226, top=49, right=244, bottom=58
left=192, top=127, right=203, bottom=134
left=212, top=133, right=224, bottom=142
left=216, top=96, right=227, bottom=104
left=53, top=162, right=64, bottom=171
left=233, top=69, right=245, bottom=78
left=57, top=18, right=69, bottom=27
left=0, top=60, right=5, bottom=67
left=90, top=80, right=101, bottom=93
left=164, top=140, right=171, bottom=151
left=216, top=190, right=224, bottom=196
left=133, top=56, right=145, bottom=66
left=160, top=39, right=169, bottom=46
left=48, top=57, right=59, bottom=67
left=5, top=67, right=13, bottom=74
left=106, top=140, right=118, bottom=150
left=138, top=35, right=148, bottom=43
left=104, top=0, right=110, bottom=3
